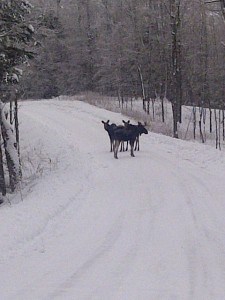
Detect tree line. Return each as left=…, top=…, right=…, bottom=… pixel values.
left=0, top=0, right=34, bottom=201
left=22, top=0, right=225, bottom=137
left=0, top=0, right=225, bottom=199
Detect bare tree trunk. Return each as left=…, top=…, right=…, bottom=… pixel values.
left=138, top=65, right=147, bottom=113
left=0, top=103, right=6, bottom=198
left=193, top=106, right=196, bottom=139
left=203, top=107, right=207, bottom=142
left=209, top=107, right=212, bottom=133
left=199, top=1, right=209, bottom=142
left=0, top=134, right=6, bottom=198
left=214, top=109, right=218, bottom=149
left=170, top=0, right=182, bottom=138
left=218, top=109, right=221, bottom=150
left=1, top=126, right=17, bottom=192
left=159, top=85, right=165, bottom=123
left=172, top=103, right=179, bottom=138
left=14, top=98, right=22, bottom=177
left=220, top=0, right=225, bottom=20
left=1, top=111, right=21, bottom=192
left=199, top=107, right=205, bottom=143
left=151, top=98, right=155, bottom=119
left=10, top=101, right=13, bottom=124
left=14, top=98, right=20, bottom=156
left=161, top=96, right=165, bottom=122
left=223, top=110, right=225, bottom=141
left=146, top=98, right=150, bottom=115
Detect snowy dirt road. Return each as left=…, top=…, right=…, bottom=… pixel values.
left=1, top=100, right=225, bottom=300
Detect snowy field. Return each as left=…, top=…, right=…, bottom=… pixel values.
left=1, top=99, right=225, bottom=299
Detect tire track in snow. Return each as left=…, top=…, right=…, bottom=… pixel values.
left=43, top=101, right=225, bottom=299
left=49, top=213, right=125, bottom=299
left=148, top=148, right=225, bottom=299
left=2, top=100, right=225, bottom=300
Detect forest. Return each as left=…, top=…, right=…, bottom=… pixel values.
left=0, top=0, right=225, bottom=197
left=23, top=0, right=225, bottom=138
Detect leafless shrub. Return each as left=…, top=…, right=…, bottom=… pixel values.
left=20, top=145, right=59, bottom=186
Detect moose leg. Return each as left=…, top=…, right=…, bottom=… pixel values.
left=120, top=141, right=124, bottom=152
left=134, top=136, right=139, bottom=151
left=114, top=140, right=120, bottom=159
left=130, top=140, right=135, bottom=157
left=111, top=139, right=116, bottom=152
left=110, top=139, right=113, bottom=152
left=125, top=141, right=128, bottom=151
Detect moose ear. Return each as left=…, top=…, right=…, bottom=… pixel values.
left=138, top=121, right=142, bottom=125
left=107, top=120, right=110, bottom=123
left=102, top=120, right=105, bottom=124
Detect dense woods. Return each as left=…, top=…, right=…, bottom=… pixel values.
left=20, top=0, right=224, bottom=139
left=22, top=0, right=225, bottom=106
left=0, top=0, right=225, bottom=198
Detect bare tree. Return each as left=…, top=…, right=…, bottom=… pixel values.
left=167, top=0, right=182, bottom=138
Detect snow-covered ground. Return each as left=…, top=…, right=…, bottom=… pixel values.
left=1, top=99, right=225, bottom=300
left=80, top=92, right=225, bottom=149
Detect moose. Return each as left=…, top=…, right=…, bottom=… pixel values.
left=101, top=120, right=117, bottom=152
left=102, top=120, right=128, bottom=152
left=122, top=120, right=142, bottom=151
left=113, top=121, right=148, bottom=159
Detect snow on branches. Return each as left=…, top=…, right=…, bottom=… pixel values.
left=0, top=0, right=35, bottom=85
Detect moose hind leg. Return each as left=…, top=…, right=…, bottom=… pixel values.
left=119, top=141, right=122, bottom=152
left=110, top=139, right=113, bottom=152
left=130, top=141, right=135, bottom=157
left=134, top=136, right=139, bottom=151
left=134, top=139, right=137, bottom=151
left=114, top=140, right=120, bottom=159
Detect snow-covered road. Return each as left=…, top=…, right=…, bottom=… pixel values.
left=1, top=99, right=225, bottom=300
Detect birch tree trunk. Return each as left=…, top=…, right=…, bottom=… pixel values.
left=0, top=102, right=21, bottom=192
left=0, top=132, right=6, bottom=198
